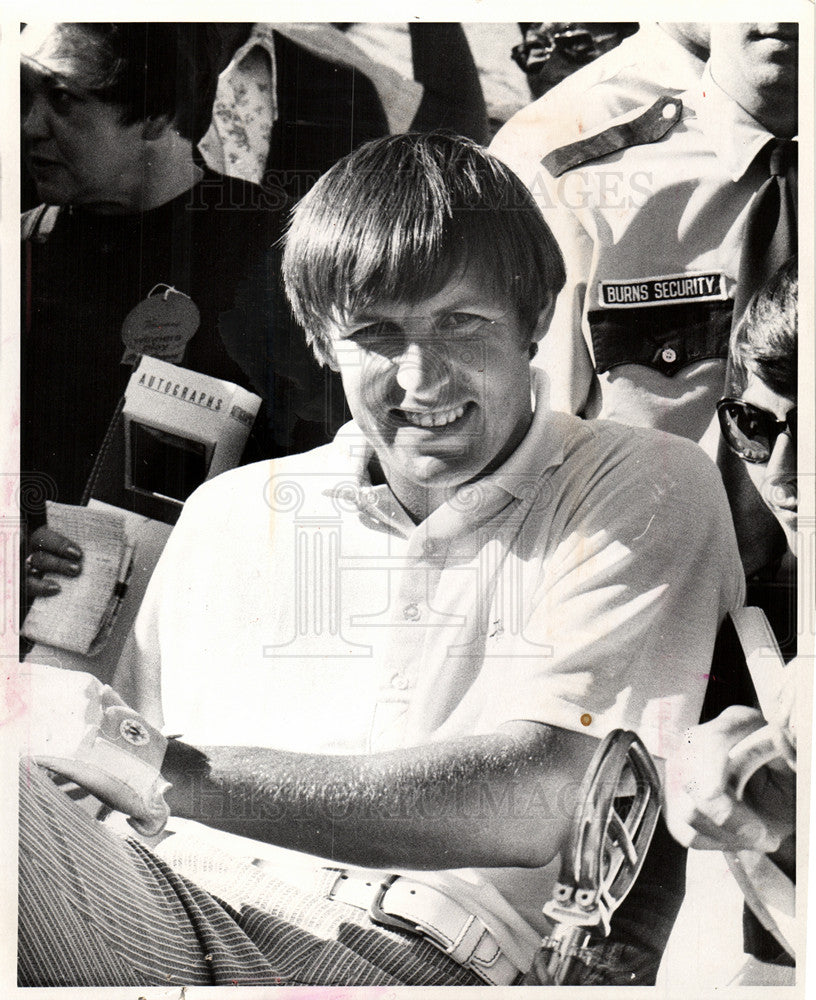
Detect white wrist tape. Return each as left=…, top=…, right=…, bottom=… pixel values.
left=18, top=662, right=171, bottom=836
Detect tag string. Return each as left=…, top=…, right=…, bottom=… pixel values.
left=146, top=283, right=192, bottom=301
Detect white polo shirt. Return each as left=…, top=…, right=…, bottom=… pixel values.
left=119, top=371, right=744, bottom=957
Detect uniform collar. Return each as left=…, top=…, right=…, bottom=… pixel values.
left=643, top=23, right=708, bottom=74
left=325, top=369, right=566, bottom=532
left=693, top=64, right=779, bottom=182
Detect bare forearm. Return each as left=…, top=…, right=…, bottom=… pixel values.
left=164, top=723, right=595, bottom=870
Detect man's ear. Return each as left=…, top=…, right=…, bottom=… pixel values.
left=141, top=115, right=174, bottom=142
left=530, top=292, right=557, bottom=346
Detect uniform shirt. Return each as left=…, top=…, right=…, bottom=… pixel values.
left=117, top=370, right=744, bottom=957
left=492, top=23, right=705, bottom=165
left=491, top=65, right=778, bottom=456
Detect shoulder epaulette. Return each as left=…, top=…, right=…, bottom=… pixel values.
left=542, top=95, right=683, bottom=178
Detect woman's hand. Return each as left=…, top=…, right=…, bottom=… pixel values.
left=25, top=526, right=83, bottom=598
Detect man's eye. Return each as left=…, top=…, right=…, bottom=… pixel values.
left=352, top=322, right=400, bottom=345
left=438, top=312, right=487, bottom=332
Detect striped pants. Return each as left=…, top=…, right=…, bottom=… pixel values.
left=18, top=762, right=481, bottom=987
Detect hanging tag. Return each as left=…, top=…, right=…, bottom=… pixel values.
left=121, top=284, right=200, bottom=366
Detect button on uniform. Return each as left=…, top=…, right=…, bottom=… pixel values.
left=661, top=347, right=677, bottom=364
left=402, top=603, right=421, bottom=622
left=390, top=673, right=409, bottom=690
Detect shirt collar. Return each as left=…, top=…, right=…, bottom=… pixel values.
left=642, top=23, right=709, bottom=73
left=693, top=64, right=778, bottom=182
left=324, top=425, right=414, bottom=535
left=484, top=368, right=566, bottom=499
left=324, top=369, right=566, bottom=529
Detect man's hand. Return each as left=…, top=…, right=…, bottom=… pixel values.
left=25, top=526, right=82, bottom=598
left=16, top=662, right=170, bottom=836
left=665, top=705, right=795, bottom=853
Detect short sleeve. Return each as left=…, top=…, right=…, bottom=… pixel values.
left=486, top=429, right=745, bottom=759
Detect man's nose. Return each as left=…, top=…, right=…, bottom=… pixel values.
left=22, top=93, right=50, bottom=140
left=394, top=339, right=448, bottom=399
left=767, top=430, right=795, bottom=477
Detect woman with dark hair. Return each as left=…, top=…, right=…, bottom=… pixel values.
left=20, top=22, right=345, bottom=613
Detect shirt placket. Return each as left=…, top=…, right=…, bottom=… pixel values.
left=368, top=523, right=449, bottom=750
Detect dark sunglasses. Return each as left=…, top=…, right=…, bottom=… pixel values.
left=717, top=397, right=797, bottom=464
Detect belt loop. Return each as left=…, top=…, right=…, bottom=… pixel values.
left=448, top=915, right=489, bottom=966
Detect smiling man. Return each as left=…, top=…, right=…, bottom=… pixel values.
left=19, top=134, right=744, bottom=988
left=318, top=271, right=540, bottom=520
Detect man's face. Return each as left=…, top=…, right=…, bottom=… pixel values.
left=21, top=24, right=148, bottom=211
left=328, top=270, right=542, bottom=502
left=740, top=374, right=797, bottom=551
left=709, top=23, right=798, bottom=134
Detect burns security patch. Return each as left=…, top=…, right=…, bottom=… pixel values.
left=599, top=272, right=727, bottom=309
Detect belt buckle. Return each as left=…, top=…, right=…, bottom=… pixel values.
left=368, top=875, right=419, bottom=935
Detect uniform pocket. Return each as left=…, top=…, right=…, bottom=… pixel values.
left=588, top=300, right=733, bottom=377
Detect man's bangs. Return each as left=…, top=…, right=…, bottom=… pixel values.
left=282, top=133, right=566, bottom=363
left=728, top=258, right=798, bottom=398
left=319, top=206, right=466, bottom=321
left=332, top=210, right=530, bottom=321
left=304, top=207, right=547, bottom=339
left=746, top=351, right=797, bottom=399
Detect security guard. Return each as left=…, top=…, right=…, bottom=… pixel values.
left=491, top=23, right=797, bottom=457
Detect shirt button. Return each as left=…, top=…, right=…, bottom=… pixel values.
left=391, top=673, right=409, bottom=690
left=661, top=347, right=677, bottom=364
left=402, top=603, right=420, bottom=621
left=662, top=101, right=678, bottom=120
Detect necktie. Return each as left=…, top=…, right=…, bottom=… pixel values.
left=733, top=138, right=798, bottom=326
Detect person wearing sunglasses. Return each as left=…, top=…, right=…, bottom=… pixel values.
left=665, top=257, right=798, bottom=976
left=717, top=258, right=798, bottom=555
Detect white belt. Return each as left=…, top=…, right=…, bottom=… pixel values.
left=327, top=870, right=523, bottom=985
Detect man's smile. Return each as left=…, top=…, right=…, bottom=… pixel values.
left=395, top=402, right=471, bottom=429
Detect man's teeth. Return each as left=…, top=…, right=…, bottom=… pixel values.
left=403, top=404, right=466, bottom=428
